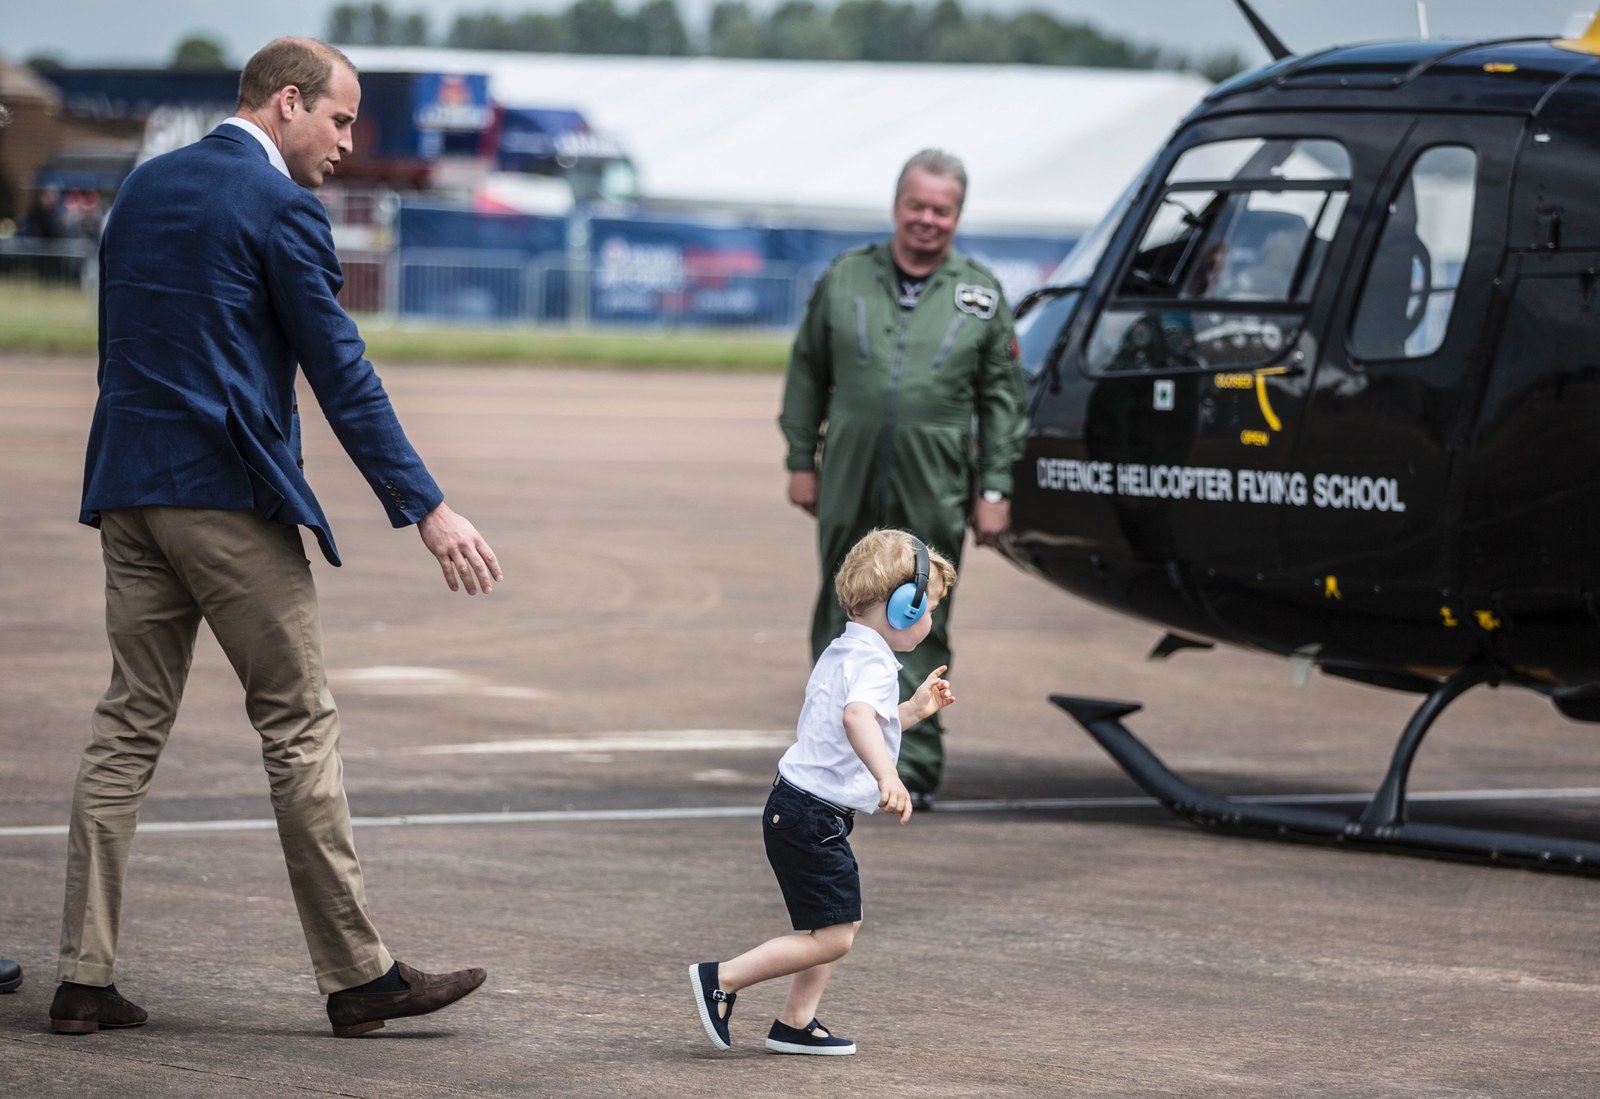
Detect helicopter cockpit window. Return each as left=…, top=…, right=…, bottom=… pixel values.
left=1349, top=145, right=1477, bottom=362
left=1087, top=137, right=1350, bottom=375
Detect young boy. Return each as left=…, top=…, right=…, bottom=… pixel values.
left=690, top=528, right=957, bottom=1056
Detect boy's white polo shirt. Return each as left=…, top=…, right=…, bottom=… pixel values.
left=777, top=621, right=902, bottom=814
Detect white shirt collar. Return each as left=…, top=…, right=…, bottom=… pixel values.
left=220, top=117, right=291, bottom=180
left=842, top=620, right=901, bottom=667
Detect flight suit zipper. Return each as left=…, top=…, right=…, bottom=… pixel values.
left=874, top=304, right=913, bottom=515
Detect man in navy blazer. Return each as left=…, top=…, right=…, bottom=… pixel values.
left=53, top=37, right=498, bottom=1038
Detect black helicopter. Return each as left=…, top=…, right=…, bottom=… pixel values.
left=1000, top=1, right=1600, bottom=873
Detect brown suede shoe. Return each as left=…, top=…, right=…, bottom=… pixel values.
left=325, top=961, right=486, bottom=1037
left=49, top=982, right=149, bottom=1034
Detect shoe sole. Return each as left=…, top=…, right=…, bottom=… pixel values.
left=327, top=967, right=487, bottom=1037
left=687, top=964, right=730, bottom=1051
left=331, top=1019, right=386, bottom=1038
left=765, top=1038, right=856, bottom=1055
left=50, top=1017, right=147, bottom=1034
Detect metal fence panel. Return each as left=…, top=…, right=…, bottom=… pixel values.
left=522, top=254, right=804, bottom=329
left=397, top=248, right=529, bottom=322
left=0, top=238, right=95, bottom=288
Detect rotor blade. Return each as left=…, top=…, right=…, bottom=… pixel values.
left=1232, top=0, right=1293, bottom=60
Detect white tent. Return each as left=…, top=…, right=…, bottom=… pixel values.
left=344, top=47, right=1213, bottom=234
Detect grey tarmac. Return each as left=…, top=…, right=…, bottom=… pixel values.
left=1, top=355, right=1596, bottom=1098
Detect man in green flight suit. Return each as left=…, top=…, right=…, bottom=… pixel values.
left=779, top=148, right=1029, bottom=803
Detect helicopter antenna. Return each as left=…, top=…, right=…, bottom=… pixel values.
left=1231, top=0, right=1293, bottom=60
left=1415, top=0, right=1430, bottom=39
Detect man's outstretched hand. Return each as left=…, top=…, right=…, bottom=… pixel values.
left=418, top=502, right=503, bottom=595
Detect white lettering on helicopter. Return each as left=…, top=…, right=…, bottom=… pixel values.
left=1115, top=463, right=1234, bottom=501
left=1036, top=458, right=1115, bottom=494
left=1238, top=469, right=1307, bottom=506
left=1036, top=460, right=1408, bottom=512
left=1311, top=473, right=1407, bottom=512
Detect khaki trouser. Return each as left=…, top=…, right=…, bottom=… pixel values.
left=59, top=506, right=393, bottom=994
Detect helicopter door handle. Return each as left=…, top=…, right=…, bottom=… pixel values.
left=1251, top=365, right=1297, bottom=433
left=1260, top=357, right=1307, bottom=379
left=1258, top=362, right=1303, bottom=378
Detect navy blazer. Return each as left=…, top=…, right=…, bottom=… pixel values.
left=80, top=124, right=442, bottom=565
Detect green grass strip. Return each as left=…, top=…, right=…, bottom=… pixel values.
left=0, top=280, right=792, bottom=370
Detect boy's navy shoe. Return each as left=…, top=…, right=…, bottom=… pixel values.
left=765, top=1017, right=856, bottom=1055
left=689, top=962, right=735, bottom=1050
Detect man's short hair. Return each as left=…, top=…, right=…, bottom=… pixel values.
left=237, top=38, right=357, bottom=112
left=835, top=529, right=957, bottom=619
left=895, top=148, right=968, bottom=213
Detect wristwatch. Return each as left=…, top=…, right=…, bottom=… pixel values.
left=981, top=489, right=1006, bottom=504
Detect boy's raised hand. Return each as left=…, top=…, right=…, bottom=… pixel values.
left=911, top=665, right=956, bottom=722
left=879, top=772, right=914, bottom=824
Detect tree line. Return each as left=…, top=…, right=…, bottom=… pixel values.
left=325, top=0, right=1246, bottom=81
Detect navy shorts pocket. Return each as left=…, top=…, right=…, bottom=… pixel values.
left=764, top=786, right=805, bottom=832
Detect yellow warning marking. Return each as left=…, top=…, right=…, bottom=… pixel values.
left=1324, top=576, right=1342, bottom=600
left=1440, top=606, right=1458, bottom=628
left=1254, top=366, right=1288, bottom=433
left=1475, top=610, right=1503, bottom=632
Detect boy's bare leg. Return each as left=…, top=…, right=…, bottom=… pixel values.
left=717, top=922, right=859, bottom=996
left=779, top=957, right=841, bottom=1031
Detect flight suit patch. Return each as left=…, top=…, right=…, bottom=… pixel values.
left=955, top=283, right=997, bottom=319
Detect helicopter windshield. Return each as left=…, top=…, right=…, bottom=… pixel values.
left=1042, top=151, right=1160, bottom=291
left=1088, top=137, right=1351, bottom=374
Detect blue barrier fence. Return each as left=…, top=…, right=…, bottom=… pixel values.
left=393, top=204, right=1076, bottom=329
left=0, top=204, right=1077, bottom=332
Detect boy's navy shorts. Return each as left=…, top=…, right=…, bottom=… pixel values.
left=763, top=776, right=862, bottom=931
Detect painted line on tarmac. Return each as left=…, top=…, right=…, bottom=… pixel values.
left=2, top=786, right=1598, bottom=839
left=407, top=730, right=792, bottom=755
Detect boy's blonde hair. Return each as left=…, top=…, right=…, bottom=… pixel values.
left=835, top=529, right=957, bottom=619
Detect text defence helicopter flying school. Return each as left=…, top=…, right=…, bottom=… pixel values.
left=1000, top=2, right=1600, bottom=873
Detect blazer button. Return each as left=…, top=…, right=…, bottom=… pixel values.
left=297, top=459, right=304, bottom=469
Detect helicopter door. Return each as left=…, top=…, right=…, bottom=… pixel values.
left=1076, top=134, right=1355, bottom=589
left=1456, top=234, right=1600, bottom=623
left=1277, top=117, right=1517, bottom=611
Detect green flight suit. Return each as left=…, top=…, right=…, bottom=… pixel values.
left=779, top=241, right=1028, bottom=794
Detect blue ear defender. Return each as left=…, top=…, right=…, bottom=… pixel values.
left=885, top=537, right=931, bottom=630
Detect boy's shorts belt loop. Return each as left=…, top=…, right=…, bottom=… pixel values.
left=773, top=773, right=855, bottom=818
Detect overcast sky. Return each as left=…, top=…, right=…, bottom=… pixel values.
left=2, top=1, right=1592, bottom=68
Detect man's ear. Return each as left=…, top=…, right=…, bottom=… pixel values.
left=278, top=85, right=300, bottom=119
